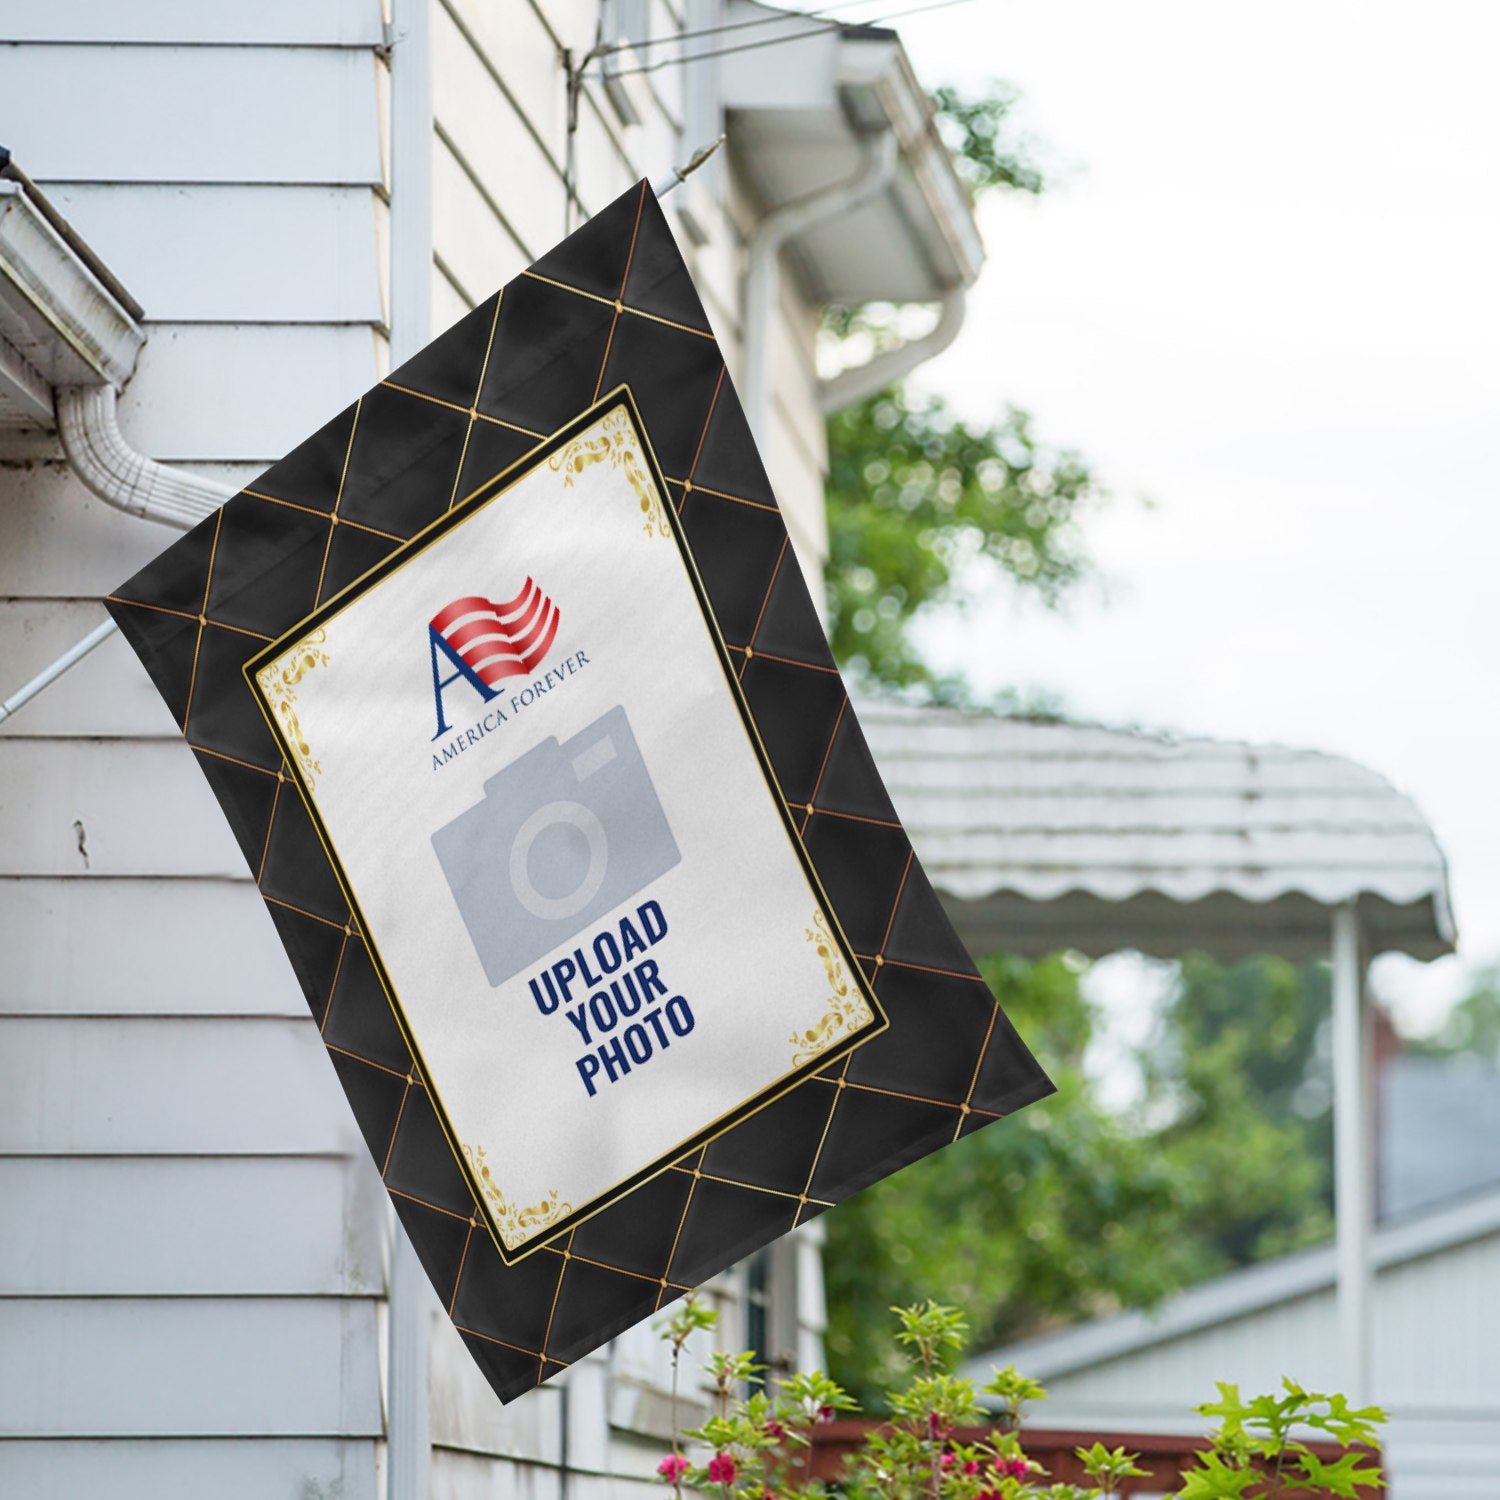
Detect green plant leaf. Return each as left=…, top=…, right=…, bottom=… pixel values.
left=1175, top=1450, right=1261, bottom=1499
left=1304, top=1392, right=1390, bottom=1448
left=655, top=1292, right=718, bottom=1348
left=1294, top=1449, right=1386, bottom=1497
left=1195, top=1383, right=1247, bottom=1439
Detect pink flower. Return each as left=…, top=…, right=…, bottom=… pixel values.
left=816, top=1404, right=836, bottom=1424
left=707, top=1453, right=737, bottom=1485
left=941, top=1453, right=982, bottom=1476
left=657, top=1454, right=690, bottom=1482
left=998, top=1456, right=1031, bottom=1479
left=763, top=1418, right=787, bottom=1439
left=927, top=1412, right=952, bottom=1439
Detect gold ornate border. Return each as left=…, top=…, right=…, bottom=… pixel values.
left=549, top=405, right=668, bottom=538
left=255, top=628, right=331, bottom=789
left=463, top=1143, right=572, bottom=1250
left=790, top=908, right=875, bottom=1066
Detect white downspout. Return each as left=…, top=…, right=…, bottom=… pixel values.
left=0, top=369, right=238, bottom=727
left=817, top=283, right=967, bottom=414
left=55, top=383, right=234, bottom=527
left=741, top=128, right=897, bottom=450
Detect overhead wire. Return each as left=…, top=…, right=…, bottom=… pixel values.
left=587, top=0, right=905, bottom=61
left=595, top=0, right=975, bottom=80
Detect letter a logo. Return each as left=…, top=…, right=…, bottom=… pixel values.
left=427, top=579, right=561, bottom=738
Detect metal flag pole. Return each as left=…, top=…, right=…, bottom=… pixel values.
left=651, top=135, right=726, bottom=198
left=0, top=617, right=118, bottom=727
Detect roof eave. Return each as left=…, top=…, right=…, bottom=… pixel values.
left=966, top=1184, right=1500, bottom=1387
left=722, top=1, right=984, bottom=304
left=833, top=35, right=984, bottom=289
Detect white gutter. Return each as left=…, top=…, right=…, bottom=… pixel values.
left=741, top=127, right=898, bottom=448
left=817, top=283, right=966, bottom=413
left=0, top=173, right=143, bottom=393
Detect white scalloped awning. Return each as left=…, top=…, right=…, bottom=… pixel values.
left=859, top=702, right=1455, bottom=962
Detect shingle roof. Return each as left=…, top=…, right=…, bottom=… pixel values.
left=858, top=702, right=1455, bottom=962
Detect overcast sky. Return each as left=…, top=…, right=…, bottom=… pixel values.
left=865, top=0, right=1500, bottom=1031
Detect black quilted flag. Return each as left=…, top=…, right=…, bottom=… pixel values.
left=106, top=181, right=1053, bottom=1403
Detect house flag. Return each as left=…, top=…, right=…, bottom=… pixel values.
left=105, top=180, right=1054, bottom=1404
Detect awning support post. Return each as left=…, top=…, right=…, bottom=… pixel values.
left=1331, top=900, right=1372, bottom=1402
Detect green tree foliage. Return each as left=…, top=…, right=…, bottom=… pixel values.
left=825, top=395, right=1095, bottom=697
left=1147, top=954, right=1334, bottom=1266
left=931, top=82, right=1047, bottom=197
left=823, top=954, right=1337, bottom=1402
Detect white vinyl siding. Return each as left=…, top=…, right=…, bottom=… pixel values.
left=1, top=0, right=384, bottom=46
left=0, top=1156, right=386, bottom=1296
left=40, top=186, right=385, bottom=326
left=0, top=1299, right=381, bottom=1437
left=0, top=1439, right=378, bottom=1500
left=0, top=5, right=391, bottom=1493
left=118, top=324, right=381, bottom=463
left=2, top=47, right=385, bottom=188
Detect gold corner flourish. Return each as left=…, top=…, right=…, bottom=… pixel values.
left=256, top=627, right=331, bottom=789
left=790, top=908, right=874, bottom=1067
left=548, top=406, right=669, bottom=539
left=463, top=1142, right=573, bottom=1249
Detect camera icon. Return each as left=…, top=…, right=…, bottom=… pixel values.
left=431, top=705, right=681, bottom=986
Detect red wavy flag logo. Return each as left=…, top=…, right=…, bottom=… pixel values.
left=430, top=579, right=561, bottom=688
